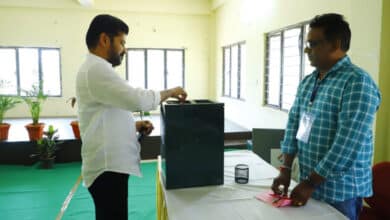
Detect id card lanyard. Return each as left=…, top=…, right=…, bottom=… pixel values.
left=296, top=76, right=320, bottom=143
left=309, top=77, right=320, bottom=107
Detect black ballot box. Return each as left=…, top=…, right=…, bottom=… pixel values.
left=160, top=99, right=224, bottom=189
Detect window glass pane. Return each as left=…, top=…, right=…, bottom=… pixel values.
left=282, top=28, right=301, bottom=110
left=304, top=24, right=315, bottom=76
left=41, top=49, right=61, bottom=96
left=167, top=50, right=183, bottom=88
left=282, top=92, right=296, bottom=110
left=231, top=45, right=238, bottom=98
left=0, top=48, right=17, bottom=95
left=223, top=48, right=230, bottom=96
left=267, top=35, right=281, bottom=106
left=19, top=48, right=39, bottom=96
left=128, top=50, right=145, bottom=88
left=147, top=50, right=164, bottom=91
left=240, top=44, right=246, bottom=99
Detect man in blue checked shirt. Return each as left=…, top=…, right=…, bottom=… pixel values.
left=271, top=13, right=381, bottom=220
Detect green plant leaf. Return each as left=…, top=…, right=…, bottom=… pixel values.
left=22, top=81, right=47, bottom=124
left=0, top=96, right=21, bottom=124
left=30, top=125, right=61, bottom=160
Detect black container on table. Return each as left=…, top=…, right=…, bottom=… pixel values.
left=160, top=99, right=224, bottom=189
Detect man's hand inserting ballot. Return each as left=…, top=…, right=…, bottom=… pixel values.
left=170, top=87, right=187, bottom=102
left=160, top=87, right=187, bottom=103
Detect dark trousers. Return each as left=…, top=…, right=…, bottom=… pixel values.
left=88, top=171, right=130, bottom=220
left=329, top=197, right=363, bottom=220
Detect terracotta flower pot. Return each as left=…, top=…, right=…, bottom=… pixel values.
left=25, top=123, right=45, bottom=141
left=0, top=123, right=11, bottom=141
left=70, top=121, right=80, bottom=139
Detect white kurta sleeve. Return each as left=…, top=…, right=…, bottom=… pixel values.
left=86, top=62, right=160, bottom=112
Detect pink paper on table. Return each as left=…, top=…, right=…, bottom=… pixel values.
left=255, top=191, right=292, bottom=208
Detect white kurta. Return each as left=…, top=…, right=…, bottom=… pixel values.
left=76, top=53, right=160, bottom=187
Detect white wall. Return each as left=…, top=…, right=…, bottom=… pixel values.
left=0, top=0, right=211, bottom=118
left=212, top=0, right=382, bottom=130
left=1, top=0, right=383, bottom=132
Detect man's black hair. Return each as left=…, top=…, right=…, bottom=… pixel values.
left=86, top=14, right=129, bottom=49
left=309, top=13, right=351, bottom=52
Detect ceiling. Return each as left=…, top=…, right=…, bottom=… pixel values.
left=0, top=0, right=220, bottom=15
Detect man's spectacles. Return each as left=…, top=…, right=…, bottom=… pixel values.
left=305, top=40, right=326, bottom=49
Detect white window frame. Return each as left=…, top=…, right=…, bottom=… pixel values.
left=264, top=21, right=314, bottom=111
left=222, top=41, right=246, bottom=100
left=126, top=48, right=185, bottom=90
left=0, top=47, right=62, bottom=97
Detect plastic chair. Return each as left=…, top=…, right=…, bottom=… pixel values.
left=360, top=161, right=390, bottom=220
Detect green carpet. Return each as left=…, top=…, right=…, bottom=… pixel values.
left=62, top=162, right=157, bottom=220
left=0, top=162, right=81, bottom=220
left=1, top=149, right=243, bottom=219
left=0, top=161, right=157, bottom=220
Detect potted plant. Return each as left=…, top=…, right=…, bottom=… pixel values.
left=30, top=125, right=61, bottom=169
left=0, top=96, right=21, bottom=141
left=67, top=97, right=80, bottom=139
left=23, top=83, right=47, bottom=141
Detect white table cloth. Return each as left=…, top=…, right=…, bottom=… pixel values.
left=157, top=150, right=347, bottom=220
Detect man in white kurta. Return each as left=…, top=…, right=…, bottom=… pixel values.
left=76, top=14, right=187, bottom=220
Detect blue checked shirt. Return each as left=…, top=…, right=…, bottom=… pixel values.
left=282, top=56, right=381, bottom=202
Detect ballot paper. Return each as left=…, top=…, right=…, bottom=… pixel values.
left=255, top=191, right=292, bottom=208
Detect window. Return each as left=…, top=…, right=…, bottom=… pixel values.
left=222, top=42, right=246, bottom=99
left=264, top=23, right=315, bottom=111
left=0, top=47, right=61, bottom=96
left=126, top=49, right=184, bottom=90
